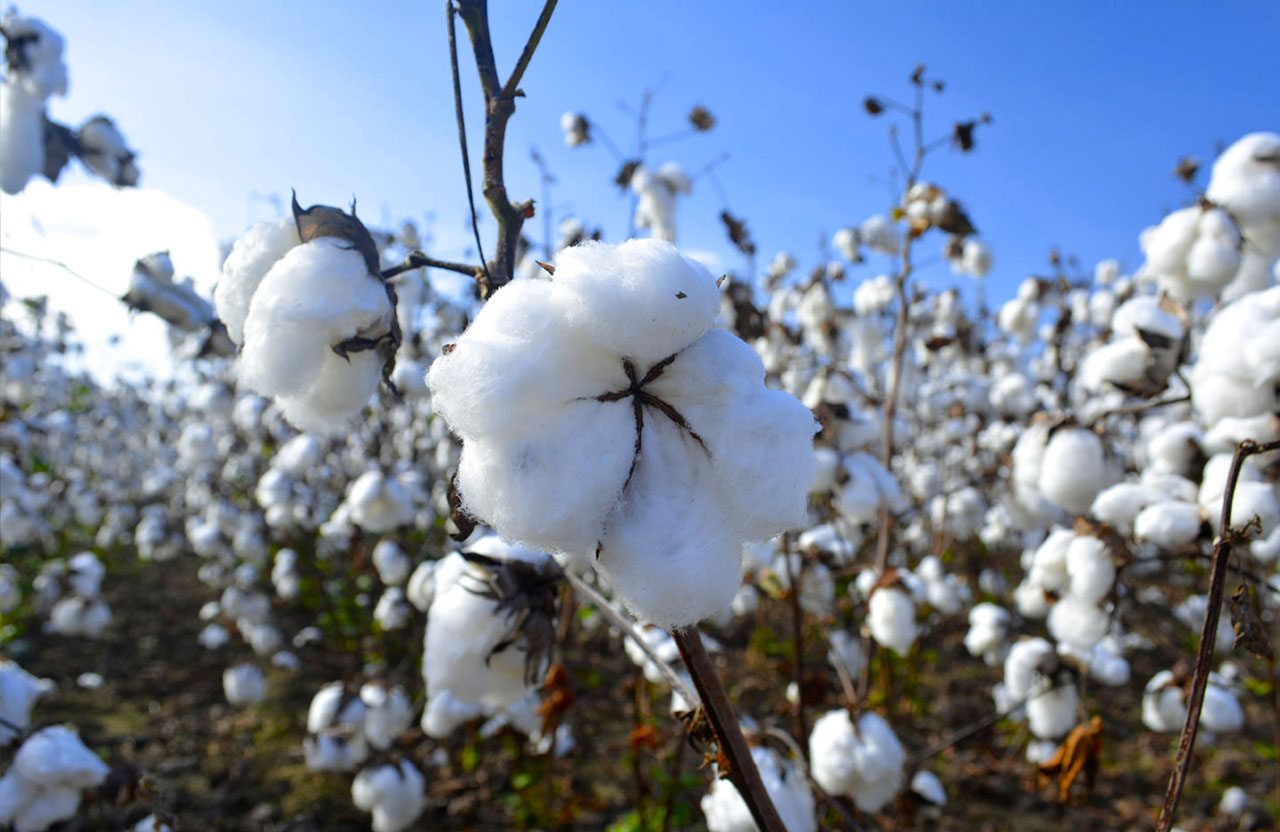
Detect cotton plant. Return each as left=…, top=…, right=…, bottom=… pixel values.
left=427, top=238, right=817, bottom=629
left=214, top=196, right=402, bottom=434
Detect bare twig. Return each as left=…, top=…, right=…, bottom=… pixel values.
left=563, top=570, right=697, bottom=705
left=781, top=537, right=809, bottom=742
left=454, top=0, right=558, bottom=295
left=0, top=245, right=122, bottom=299
left=446, top=1, right=492, bottom=289
left=673, top=628, right=787, bottom=832
left=1157, top=438, right=1280, bottom=831
left=380, top=251, right=480, bottom=281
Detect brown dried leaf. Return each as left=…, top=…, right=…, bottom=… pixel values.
left=1037, top=716, right=1103, bottom=803
left=1229, top=584, right=1276, bottom=661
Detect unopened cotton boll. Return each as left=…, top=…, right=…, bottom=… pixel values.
left=701, top=745, right=817, bottom=832
left=351, top=760, right=426, bottom=832
left=808, top=709, right=905, bottom=813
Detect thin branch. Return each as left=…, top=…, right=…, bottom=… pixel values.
left=380, top=251, right=480, bottom=281
left=1091, top=392, right=1191, bottom=423
left=1157, top=438, right=1280, bottom=831
left=0, top=246, right=121, bottom=299
left=446, top=1, right=492, bottom=289
left=673, top=628, right=787, bottom=832
left=501, top=0, right=559, bottom=99
left=563, top=570, right=697, bottom=705
left=781, top=538, right=809, bottom=742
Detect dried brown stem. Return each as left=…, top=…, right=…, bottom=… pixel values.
left=1156, top=438, right=1280, bottom=831
left=673, top=628, right=787, bottom=832
left=380, top=251, right=480, bottom=281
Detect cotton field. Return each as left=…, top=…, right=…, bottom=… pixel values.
left=1, top=4, right=1278, bottom=832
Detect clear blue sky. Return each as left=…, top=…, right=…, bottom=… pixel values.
left=17, top=0, right=1280, bottom=302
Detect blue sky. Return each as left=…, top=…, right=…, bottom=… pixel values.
left=11, top=0, right=1280, bottom=304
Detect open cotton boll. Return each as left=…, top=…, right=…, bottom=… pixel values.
left=833, top=228, right=860, bottom=262
left=238, top=240, right=392, bottom=434
left=423, top=552, right=539, bottom=711
left=1037, top=428, right=1106, bottom=514
left=351, top=760, right=426, bottom=832
left=549, top=239, right=720, bottom=365
left=76, top=116, right=138, bottom=186
left=372, top=540, right=411, bottom=585
left=1027, top=682, right=1078, bottom=740
left=1142, top=671, right=1186, bottom=732
left=223, top=663, right=267, bottom=705
left=1201, top=679, right=1245, bottom=733
left=307, top=682, right=367, bottom=733
left=1064, top=536, right=1114, bottom=605
left=1214, top=481, right=1280, bottom=535
left=215, top=218, right=301, bottom=344
left=0, top=660, right=55, bottom=744
left=964, top=603, right=1011, bottom=666
left=808, top=709, right=905, bottom=813
left=1190, top=286, right=1280, bottom=424
left=14, top=725, right=110, bottom=788
left=701, top=745, right=817, bottom=832
left=360, top=683, right=414, bottom=750
left=854, top=274, right=895, bottom=315
left=1206, top=132, right=1280, bottom=256
left=859, top=214, right=899, bottom=255
left=47, top=596, right=112, bottom=637
left=1134, top=501, right=1202, bottom=549
left=962, top=238, right=992, bottom=277
left=347, top=471, right=414, bottom=533
left=0, top=82, right=47, bottom=195
left=1091, top=482, right=1161, bottom=534
left=867, top=585, right=917, bottom=656
left=911, top=770, right=946, bottom=806
left=1048, top=595, right=1110, bottom=652
left=2, top=12, right=68, bottom=98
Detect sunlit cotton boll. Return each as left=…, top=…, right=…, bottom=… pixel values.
left=347, top=471, right=414, bottom=533
left=427, top=239, right=816, bottom=628
left=808, top=709, right=905, bottom=813
left=701, top=745, right=816, bottom=832
left=372, top=539, right=412, bottom=585
left=351, top=760, right=426, bottom=832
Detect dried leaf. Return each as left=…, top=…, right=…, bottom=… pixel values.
left=1230, top=584, right=1276, bottom=661
left=1037, top=716, right=1103, bottom=803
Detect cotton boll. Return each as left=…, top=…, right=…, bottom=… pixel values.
left=560, top=111, right=589, bottom=146
left=962, top=238, right=993, bottom=277
left=1037, top=428, right=1106, bottom=514
left=1142, top=671, right=1186, bottom=732
left=0, top=82, right=46, bottom=195
left=854, top=274, right=895, bottom=315
left=215, top=218, right=301, bottom=344
left=373, top=587, right=412, bottom=630
left=1205, top=132, right=1280, bottom=258
left=911, top=770, right=946, bottom=806
left=1201, top=680, right=1244, bottom=733
left=351, top=760, right=426, bottom=832
left=348, top=471, right=415, bottom=533
left=420, top=689, right=484, bottom=738
left=701, top=746, right=817, bottom=832
left=372, top=540, right=411, bottom=585
left=833, top=228, right=860, bottom=262
left=308, top=682, right=367, bottom=734
left=1048, top=595, right=1110, bottom=653
left=13, top=725, right=110, bottom=789
left=405, top=560, right=437, bottom=611
left=47, top=596, right=112, bottom=637
left=360, top=683, right=414, bottom=750
left=1202, top=414, right=1280, bottom=455
left=1004, top=637, right=1055, bottom=703
left=223, top=663, right=267, bottom=705
left=75, top=116, right=138, bottom=186
left=1219, top=786, right=1248, bottom=817
left=1091, top=482, right=1161, bottom=534
left=1064, top=536, right=1114, bottom=605
left=827, top=629, right=866, bottom=679
left=1217, top=481, right=1280, bottom=535
left=237, top=239, right=392, bottom=433
left=423, top=553, right=539, bottom=711
left=808, top=709, right=905, bottom=813
left=1133, top=501, right=1202, bottom=549
left=964, top=603, right=1011, bottom=666
left=0, top=660, right=55, bottom=744
left=197, top=623, right=230, bottom=650
left=868, top=585, right=916, bottom=656
left=1026, top=682, right=1079, bottom=740
left=859, top=215, right=900, bottom=255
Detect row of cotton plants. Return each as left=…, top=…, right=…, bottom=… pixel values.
left=2, top=15, right=1277, bottom=828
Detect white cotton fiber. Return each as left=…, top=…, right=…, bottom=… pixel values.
left=1091, top=482, right=1161, bottom=534
left=238, top=239, right=391, bottom=433
left=808, top=709, right=905, bottom=813
left=550, top=239, right=720, bottom=364
left=867, top=585, right=917, bottom=656
left=701, top=745, right=816, bottom=832
left=1065, top=536, right=1114, bottom=605
left=0, top=82, right=46, bottom=195
left=1134, top=501, right=1202, bottom=549
left=215, top=217, right=301, bottom=344
left=352, top=760, right=426, bottom=832
left=1038, top=428, right=1106, bottom=514
left=1206, top=132, right=1280, bottom=258
left=1047, top=595, right=1109, bottom=652
left=1026, top=683, right=1078, bottom=740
